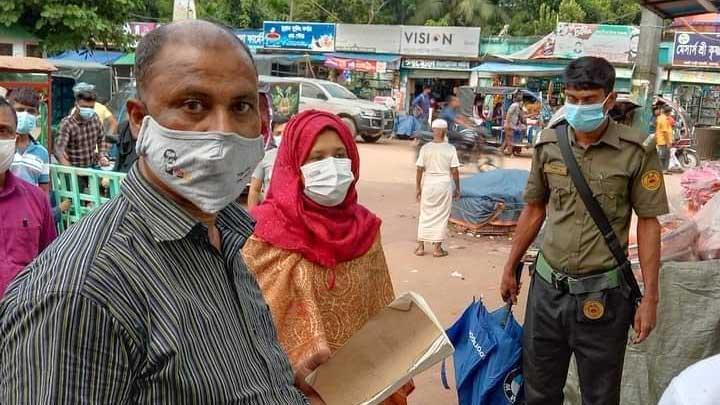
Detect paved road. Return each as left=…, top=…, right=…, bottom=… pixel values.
left=354, top=138, right=682, bottom=405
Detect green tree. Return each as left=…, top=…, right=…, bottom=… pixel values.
left=0, top=0, right=144, bottom=52
left=558, top=0, right=586, bottom=23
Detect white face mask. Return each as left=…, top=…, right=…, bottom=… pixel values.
left=0, top=139, right=15, bottom=173
left=301, top=157, right=354, bottom=207
left=273, top=135, right=282, bottom=147
left=136, top=116, right=264, bottom=214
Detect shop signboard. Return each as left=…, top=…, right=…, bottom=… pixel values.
left=335, top=24, right=401, bottom=53
left=553, top=23, right=639, bottom=64
left=235, top=29, right=264, bottom=51
left=672, top=32, right=720, bottom=68
left=401, top=59, right=470, bottom=71
left=325, top=57, right=383, bottom=73
left=263, top=21, right=335, bottom=52
left=400, top=26, right=480, bottom=58
left=669, top=69, right=720, bottom=85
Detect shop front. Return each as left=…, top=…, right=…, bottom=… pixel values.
left=668, top=32, right=720, bottom=127
left=323, top=52, right=400, bottom=102
left=400, top=59, right=472, bottom=112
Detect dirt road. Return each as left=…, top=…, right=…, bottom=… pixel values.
left=356, top=139, right=529, bottom=405
left=354, top=138, right=682, bottom=405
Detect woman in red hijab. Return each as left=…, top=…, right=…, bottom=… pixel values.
left=245, top=110, right=412, bottom=404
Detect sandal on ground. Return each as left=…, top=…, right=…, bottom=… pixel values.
left=414, top=247, right=425, bottom=256
left=433, top=249, right=449, bottom=258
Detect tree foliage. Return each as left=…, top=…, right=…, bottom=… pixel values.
left=1, top=0, right=644, bottom=53
left=0, top=0, right=144, bottom=52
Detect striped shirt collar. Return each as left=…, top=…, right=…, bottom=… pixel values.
left=121, top=165, right=255, bottom=243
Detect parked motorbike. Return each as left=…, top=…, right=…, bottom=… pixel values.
left=672, top=138, right=699, bottom=170
left=415, top=123, right=503, bottom=172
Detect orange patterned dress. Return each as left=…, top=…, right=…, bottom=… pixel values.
left=242, top=234, right=413, bottom=404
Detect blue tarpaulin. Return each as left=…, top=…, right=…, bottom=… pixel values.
left=451, top=169, right=529, bottom=226
left=51, top=50, right=124, bottom=65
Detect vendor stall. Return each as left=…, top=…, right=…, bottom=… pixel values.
left=0, top=55, right=56, bottom=149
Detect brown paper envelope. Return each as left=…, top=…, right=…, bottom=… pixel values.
left=306, top=293, right=446, bottom=405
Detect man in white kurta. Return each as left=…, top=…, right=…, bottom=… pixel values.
left=415, top=119, right=461, bottom=257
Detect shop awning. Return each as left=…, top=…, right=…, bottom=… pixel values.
left=51, top=50, right=124, bottom=65
left=113, top=53, right=135, bottom=66
left=0, top=56, right=56, bottom=73
left=324, top=52, right=401, bottom=63
left=637, top=0, right=720, bottom=19
left=473, top=62, right=567, bottom=76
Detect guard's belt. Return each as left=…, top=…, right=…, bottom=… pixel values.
left=535, top=253, right=621, bottom=295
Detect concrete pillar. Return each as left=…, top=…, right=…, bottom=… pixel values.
left=631, top=7, right=664, bottom=133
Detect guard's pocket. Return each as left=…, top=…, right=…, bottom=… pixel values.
left=576, top=290, right=615, bottom=324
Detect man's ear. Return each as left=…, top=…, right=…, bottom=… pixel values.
left=605, top=91, right=618, bottom=112
left=126, top=98, right=147, bottom=139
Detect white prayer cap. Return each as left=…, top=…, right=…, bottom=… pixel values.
left=431, top=119, right=448, bottom=129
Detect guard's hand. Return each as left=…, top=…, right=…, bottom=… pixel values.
left=98, top=156, right=110, bottom=167
left=416, top=189, right=421, bottom=202
left=632, top=296, right=658, bottom=344
left=101, top=177, right=110, bottom=189
left=500, top=265, right=521, bottom=305
left=294, top=345, right=330, bottom=405
left=453, top=189, right=460, bottom=200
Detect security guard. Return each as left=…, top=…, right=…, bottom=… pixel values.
left=500, top=56, right=668, bottom=405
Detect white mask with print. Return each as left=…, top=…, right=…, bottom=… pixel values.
left=301, top=157, right=354, bottom=207
left=136, top=116, right=264, bottom=213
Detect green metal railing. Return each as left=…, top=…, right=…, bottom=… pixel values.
left=50, top=165, right=126, bottom=232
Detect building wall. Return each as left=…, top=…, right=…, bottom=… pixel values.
left=0, top=36, right=41, bottom=57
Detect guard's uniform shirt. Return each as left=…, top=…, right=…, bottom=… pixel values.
left=524, top=120, right=669, bottom=275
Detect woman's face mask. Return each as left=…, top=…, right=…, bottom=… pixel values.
left=301, top=157, right=354, bottom=207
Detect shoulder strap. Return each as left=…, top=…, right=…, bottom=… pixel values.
left=554, top=123, right=628, bottom=268
left=554, top=122, right=642, bottom=304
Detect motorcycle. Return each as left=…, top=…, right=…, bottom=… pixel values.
left=415, top=123, right=503, bottom=172
left=671, top=138, right=699, bottom=171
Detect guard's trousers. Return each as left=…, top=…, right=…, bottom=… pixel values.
left=523, top=273, right=636, bottom=405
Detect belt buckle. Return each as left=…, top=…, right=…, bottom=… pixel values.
left=551, top=272, right=569, bottom=292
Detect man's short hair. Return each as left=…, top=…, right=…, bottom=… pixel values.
left=563, top=56, right=616, bottom=95
left=135, top=20, right=255, bottom=97
left=8, top=87, right=40, bottom=108
left=423, top=84, right=431, bottom=91
left=0, top=97, right=17, bottom=127
left=76, top=91, right=97, bottom=102
left=663, top=105, right=673, bottom=114
left=447, top=95, right=458, bottom=103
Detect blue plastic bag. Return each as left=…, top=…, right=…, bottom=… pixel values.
left=442, top=300, right=524, bottom=405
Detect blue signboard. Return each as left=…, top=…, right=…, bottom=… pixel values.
left=263, top=21, right=335, bottom=52
left=673, top=32, right=720, bottom=68
left=235, top=29, right=264, bottom=52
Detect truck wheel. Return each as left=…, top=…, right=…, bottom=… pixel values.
left=341, top=117, right=357, bottom=137
left=361, top=134, right=381, bottom=143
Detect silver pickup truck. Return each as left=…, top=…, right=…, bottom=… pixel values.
left=260, top=76, right=393, bottom=143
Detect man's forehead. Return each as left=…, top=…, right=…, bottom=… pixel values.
left=565, top=88, right=605, bottom=97
left=149, top=42, right=255, bottom=87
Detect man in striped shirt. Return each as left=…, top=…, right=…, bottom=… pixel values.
left=0, top=20, right=324, bottom=404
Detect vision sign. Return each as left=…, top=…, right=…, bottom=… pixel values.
left=400, top=26, right=480, bottom=58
